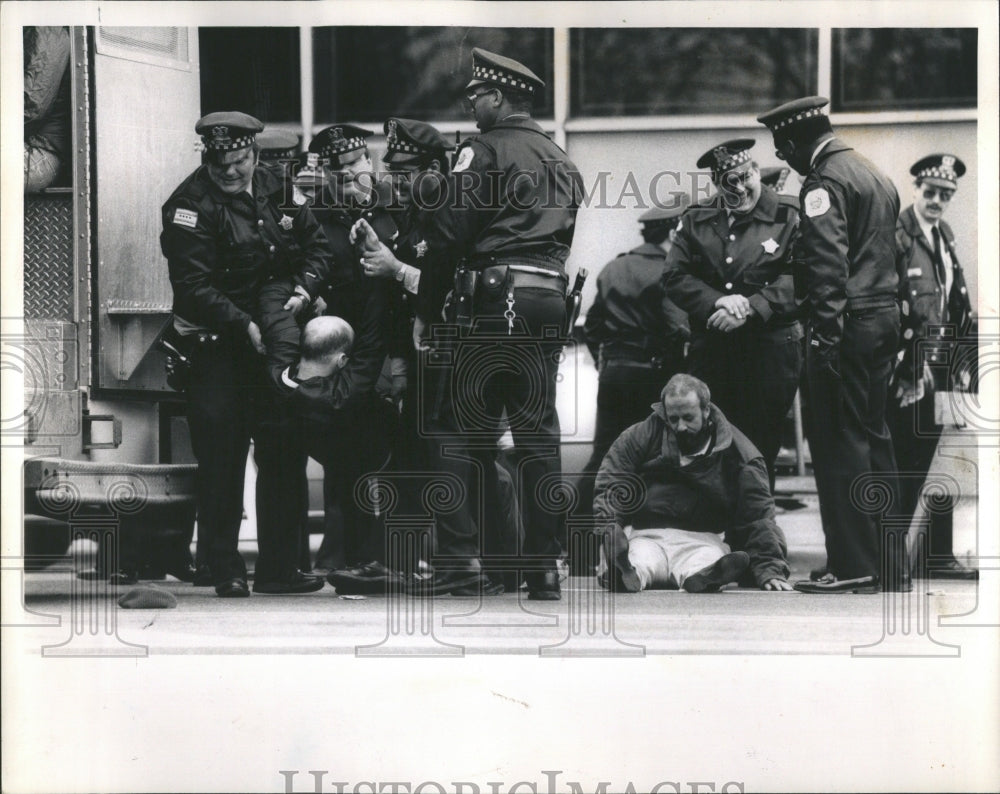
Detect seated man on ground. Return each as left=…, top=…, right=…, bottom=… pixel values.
left=594, top=373, right=792, bottom=592
left=270, top=314, right=404, bottom=594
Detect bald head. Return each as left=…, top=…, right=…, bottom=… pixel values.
left=301, top=316, right=354, bottom=364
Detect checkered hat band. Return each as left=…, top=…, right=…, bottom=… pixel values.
left=917, top=166, right=957, bottom=183
left=387, top=140, right=423, bottom=155
left=319, top=137, right=367, bottom=158
left=772, top=107, right=824, bottom=130
left=203, top=134, right=255, bottom=151
left=473, top=64, right=535, bottom=93
left=715, top=150, right=751, bottom=172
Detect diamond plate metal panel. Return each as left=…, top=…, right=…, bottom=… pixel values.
left=24, top=194, right=75, bottom=321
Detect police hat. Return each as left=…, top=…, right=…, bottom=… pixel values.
left=756, top=96, right=829, bottom=133
left=639, top=199, right=689, bottom=231
left=195, top=111, right=264, bottom=152
left=383, top=118, right=455, bottom=165
left=697, top=139, right=756, bottom=176
left=309, top=124, right=373, bottom=162
left=256, top=128, right=300, bottom=161
left=759, top=165, right=792, bottom=192
left=466, top=47, right=544, bottom=95
left=911, top=154, right=966, bottom=189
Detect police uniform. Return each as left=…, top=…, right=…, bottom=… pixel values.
left=759, top=97, right=903, bottom=587
left=160, top=112, right=330, bottom=596
left=421, top=48, right=584, bottom=598
left=583, top=204, right=690, bottom=482
left=663, top=140, right=802, bottom=487
left=887, top=155, right=976, bottom=579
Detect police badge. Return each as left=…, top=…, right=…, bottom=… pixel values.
left=415, top=240, right=428, bottom=259
left=279, top=214, right=294, bottom=231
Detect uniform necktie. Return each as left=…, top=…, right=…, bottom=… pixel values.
left=931, top=226, right=946, bottom=287
left=931, top=225, right=947, bottom=315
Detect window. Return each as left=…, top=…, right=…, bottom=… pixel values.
left=199, top=28, right=301, bottom=122
left=312, top=27, right=554, bottom=123
left=832, top=29, right=977, bottom=111
left=571, top=29, right=818, bottom=117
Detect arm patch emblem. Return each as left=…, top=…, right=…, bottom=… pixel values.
left=803, top=187, right=830, bottom=218
left=453, top=147, right=475, bottom=173
left=173, top=208, right=199, bottom=228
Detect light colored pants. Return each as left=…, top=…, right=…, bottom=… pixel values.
left=598, top=527, right=730, bottom=590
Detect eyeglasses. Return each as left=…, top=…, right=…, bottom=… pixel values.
left=466, top=88, right=495, bottom=108
left=922, top=186, right=954, bottom=202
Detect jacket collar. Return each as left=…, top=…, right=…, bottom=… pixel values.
left=651, top=401, right=734, bottom=460
left=811, top=137, right=852, bottom=168
left=489, top=116, right=548, bottom=136
left=633, top=242, right=667, bottom=257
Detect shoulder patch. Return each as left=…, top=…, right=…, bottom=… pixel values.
left=803, top=187, right=830, bottom=218
left=172, top=208, right=199, bottom=229
left=453, top=146, right=475, bottom=173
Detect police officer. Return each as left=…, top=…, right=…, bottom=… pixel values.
left=889, top=154, right=977, bottom=580
left=160, top=111, right=329, bottom=597
left=415, top=48, right=584, bottom=598
left=298, top=124, right=399, bottom=576
left=583, top=202, right=690, bottom=491
left=757, top=97, right=906, bottom=593
left=663, top=140, right=802, bottom=489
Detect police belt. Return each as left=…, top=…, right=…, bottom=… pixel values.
left=469, top=254, right=569, bottom=293
left=600, top=340, right=684, bottom=364
left=845, top=295, right=898, bottom=311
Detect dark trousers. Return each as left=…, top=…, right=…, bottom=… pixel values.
left=886, top=389, right=956, bottom=561
left=185, top=336, right=306, bottom=585
left=688, top=325, right=803, bottom=489
left=804, top=305, right=904, bottom=580
left=427, top=277, right=566, bottom=566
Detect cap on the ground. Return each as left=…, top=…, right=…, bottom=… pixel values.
left=118, top=585, right=178, bottom=609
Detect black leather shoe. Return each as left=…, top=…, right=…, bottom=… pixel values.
left=525, top=570, right=561, bottom=601
left=192, top=564, right=214, bottom=587
left=327, top=561, right=406, bottom=595
left=793, top=574, right=879, bottom=594
left=603, top=526, right=641, bottom=592
left=165, top=563, right=197, bottom=583
left=928, top=559, right=979, bottom=580
left=253, top=571, right=326, bottom=594
left=108, top=570, right=139, bottom=586
left=215, top=577, right=250, bottom=598
left=407, top=564, right=486, bottom=596
left=683, top=552, right=750, bottom=593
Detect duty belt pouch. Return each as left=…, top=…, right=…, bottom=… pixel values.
left=452, top=266, right=480, bottom=329
left=478, top=264, right=511, bottom=302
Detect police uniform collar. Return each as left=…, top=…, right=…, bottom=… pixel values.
left=634, top=242, right=667, bottom=257
left=811, top=137, right=851, bottom=167
left=488, top=115, right=545, bottom=134
left=748, top=183, right=779, bottom=222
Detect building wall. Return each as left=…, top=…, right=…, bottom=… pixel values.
left=567, top=120, right=979, bottom=316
